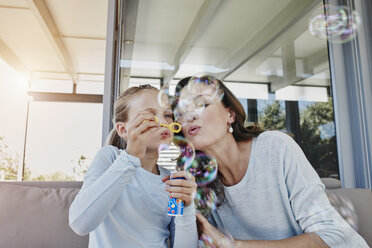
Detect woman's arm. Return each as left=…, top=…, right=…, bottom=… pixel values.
left=197, top=132, right=368, bottom=248
left=197, top=213, right=328, bottom=248
left=69, top=146, right=140, bottom=235
left=234, top=233, right=328, bottom=248
left=280, top=133, right=368, bottom=247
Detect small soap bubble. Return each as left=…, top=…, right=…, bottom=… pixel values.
left=173, top=136, right=195, bottom=171
left=158, top=143, right=170, bottom=152
left=158, top=84, right=174, bottom=109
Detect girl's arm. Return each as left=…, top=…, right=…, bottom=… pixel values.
left=69, top=146, right=140, bottom=235
left=165, top=171, right=198, bottom=248
left=69, top=112, right=159, bottom=235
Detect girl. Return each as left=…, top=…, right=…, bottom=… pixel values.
left=69, top=84, right=198, bottom=248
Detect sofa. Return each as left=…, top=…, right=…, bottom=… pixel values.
left=0, top=181, right=88, bottom=248
left=0, top=179, right=371, bottom=248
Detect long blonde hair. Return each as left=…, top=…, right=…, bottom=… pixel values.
left=105, top=84, right=158, bottom=149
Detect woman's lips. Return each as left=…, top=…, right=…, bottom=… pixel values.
left=188, top=125, right=201, bottom=135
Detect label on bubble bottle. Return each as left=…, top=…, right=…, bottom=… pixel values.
left=167, top=177, right=185, bottom=216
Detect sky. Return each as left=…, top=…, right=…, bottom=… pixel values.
left=0, top=58, right=102, bottom=178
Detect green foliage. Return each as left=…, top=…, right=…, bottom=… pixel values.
left=0, top=136, right=75, bottom=181
left=0, top=136, right=31, bottom=180
left=32, top=171, right=75, bottom=181
left=299, top=98, right=338, bottom=178
left=258, top=98, right=338, bottom=178
left=258, top=101, right=286, bottom=130
left=72, top=155, right=88, bottom=180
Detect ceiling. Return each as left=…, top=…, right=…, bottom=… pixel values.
left=0, top=0, right=107, bottom=95
left=122, top=0, right=330, bottom=93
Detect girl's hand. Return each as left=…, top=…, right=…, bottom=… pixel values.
left=125, top=111, right=160, bottom=158
left=163, top=171, right=197, bottom=207
left=196, top=212, right=235, bottom=248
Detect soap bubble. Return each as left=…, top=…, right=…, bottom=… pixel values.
left=158, top=84, right=174, bottom=109
left=187, top=76, right=224, bottom=103
left=194, top=186, right=217, bottom=217
left=309, top=4, right=361, bottom=43
left=173, top=96, right=205, bottom=123
left=186, top=153, right=217, bottom=186
left=173, top=76, right=224, bottom=124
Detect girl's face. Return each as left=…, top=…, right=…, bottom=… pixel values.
left=126, top=90, right=174, bottom=150
left=176, top=86, right=233, bottom=150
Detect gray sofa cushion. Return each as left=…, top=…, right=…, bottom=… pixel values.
left=0, top=183, right=88, bottom=248
left=326, top=188, right=372, bottom=247
left=321, top=177, right=342, bottom=189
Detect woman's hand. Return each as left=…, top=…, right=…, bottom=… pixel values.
left=162, top=171, right=197, bottom=207
left=196, top=212, right=235, bottom=248
left=124, top=111, right=160, bottom=158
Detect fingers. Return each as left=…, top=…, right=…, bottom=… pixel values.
left=171, top=171, right=195, bottom=181
left=165, top=186, right=193, bottom=195
left=196, top=212, right=209, bottom=225
left=165, top=176, right=197, bottom=207
left=132, top=112, right=157, bottom=127
left=161, top=175, right=170, bottom=182
left=126, top=112, right=157, bottom=132
left=165, top=178, right=195, bottom=187
left=136, top=120, right=160, bottom=135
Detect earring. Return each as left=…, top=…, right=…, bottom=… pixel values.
left=229, top=125, right=233, bottom=133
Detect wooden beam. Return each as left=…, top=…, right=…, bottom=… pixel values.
left=28, top=92, right=103, bottom=103
left=217, top=0, right=319, bottom=80
left=26, top=0, right=76, bottom=86
left=162, top=0, right=223, bottom=85
left=119, top=0, right=139, bottom=93
left=0, top=39, right=30, bottom=79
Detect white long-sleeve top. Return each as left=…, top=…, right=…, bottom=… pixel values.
left=210, top=131, right=368, bottom=248
left=69, top=145, right=198, bottom=248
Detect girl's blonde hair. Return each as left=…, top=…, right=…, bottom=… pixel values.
left=105, top=84, right=158, bottom=149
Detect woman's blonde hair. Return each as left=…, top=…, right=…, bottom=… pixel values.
left=105, top=84, right=158, bottom=149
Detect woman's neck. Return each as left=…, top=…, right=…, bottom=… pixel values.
left=140, top=150, right=160, bottom=175
left=203, top=135, right=252, bottom=186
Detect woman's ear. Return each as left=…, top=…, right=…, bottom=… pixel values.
left=116, top=122, right=128, bottom=139
left=227, top=109, right=236, bottom=124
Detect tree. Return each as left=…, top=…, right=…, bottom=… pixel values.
left=258, top=101, right=286, bottom=130
left=0, top=136, right=31, bottom=180
left=72, top=155, right=88, bottom=180
left=299, top=98, right=338, bottom=178
left=257, top=98, right=338, bottom=178
left=0, top=136, right=74, bottom=181
left=32, top=171, right=75, bottom=181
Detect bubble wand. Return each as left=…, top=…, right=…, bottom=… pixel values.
left=144, top=116, right=182, bottom=133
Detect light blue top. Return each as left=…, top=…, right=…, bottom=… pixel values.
left=69, top=145, right=198, bottom=248
left=210, top=131, right=368, bottom=248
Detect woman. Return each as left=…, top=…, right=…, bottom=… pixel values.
left=172, top=76, right=368, bottom=248
left=69, top=84, right=198, bottom=248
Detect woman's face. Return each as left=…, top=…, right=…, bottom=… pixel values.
left=176, top=85, right=232, bottom=150
left=126, top=90, right=174, bottom=149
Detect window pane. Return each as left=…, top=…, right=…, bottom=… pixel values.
left=24, top=102, right=102, bottom=181
left=119, top=0, right=339, bottom=178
